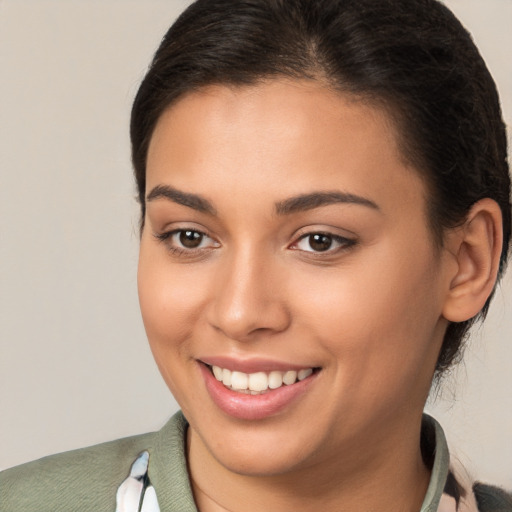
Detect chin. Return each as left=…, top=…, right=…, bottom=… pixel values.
left=210, top=441, right=313, bottom=477
left=189, top=411, right=324, bottom=478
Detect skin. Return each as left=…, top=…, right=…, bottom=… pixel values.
left=138, top=79, right=501, bottom=511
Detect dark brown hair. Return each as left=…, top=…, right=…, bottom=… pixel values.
left=131, top=0, right=511, bottom=376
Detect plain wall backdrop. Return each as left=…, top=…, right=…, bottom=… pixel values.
left=1, top=0, right=511, bottom=487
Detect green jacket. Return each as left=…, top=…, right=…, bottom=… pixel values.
left=1, top=412, right=510, bottom=511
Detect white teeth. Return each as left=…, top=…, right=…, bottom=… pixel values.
left=211, top=365, right=314, bottom=393
left=231, top=371, right=248, bottom=390
left=282, top=370, right=297, bottom=385
left=248, top=372, right=268, bottom=392
left=212, top=365, right=223, bottom=381
left=268, top=371, right=283, bottom=389
left=222, top=368, right=232, bottom=386
left=298, top=368, right=313, bottom=381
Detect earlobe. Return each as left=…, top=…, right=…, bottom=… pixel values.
left=442, top=198, right=503, bottom=323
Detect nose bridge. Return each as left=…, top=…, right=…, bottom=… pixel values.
left=208, top=241, right=289, bottom=340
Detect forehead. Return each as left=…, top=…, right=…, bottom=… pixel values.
left=150, top=80, right=399, bottom=157
left=146, top=79, right=426, bottom=218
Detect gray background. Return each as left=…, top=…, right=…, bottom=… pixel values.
left=1, top=0, right=511, bottom=487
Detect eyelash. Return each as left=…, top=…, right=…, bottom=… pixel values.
left=291, top=232, right=357, bottom=255
left=153, top=229, right=219, bottom=257
left=153, top=229, right=357, bottom=258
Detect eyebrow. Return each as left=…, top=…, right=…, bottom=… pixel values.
left=146, top=185, right=379, bottom=217
left=275, top=191, right=379, bottom=215
left=146, top=185, right=217, bottom=215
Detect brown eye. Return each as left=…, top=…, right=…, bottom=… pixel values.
left=293, top=232, right=356, bottom=254
left=308, top=233, right=333, bottom=252
left=153, top=228, right=220, bottom=256
left=179, top=230, right=203, bottom=248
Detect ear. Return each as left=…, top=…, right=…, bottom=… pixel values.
left=442, top=198, right=503, bottom=323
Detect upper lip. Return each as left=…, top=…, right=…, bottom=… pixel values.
left=199, top=356, right=318, bottom=374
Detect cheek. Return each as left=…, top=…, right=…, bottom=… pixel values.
left=291, top=240, right=443, bottom=397
left=139, top=247, right=201, bottom=334
left=137, top=246, right=211, bottom=411
left=137, top=244, right=208, bottom=371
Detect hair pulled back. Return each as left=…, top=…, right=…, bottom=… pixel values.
left=131, top=0, right=511, bottom=376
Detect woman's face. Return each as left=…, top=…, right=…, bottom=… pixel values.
left=138, top=80, right=453, bottom=476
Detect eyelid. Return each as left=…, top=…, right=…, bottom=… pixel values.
left=289, top=229, right=357, bottom=254
left=152, top=227, right=220, bottom=256
left=154, top=228, right=212, bottom=242
left=152, top=220, right=215, bottom=241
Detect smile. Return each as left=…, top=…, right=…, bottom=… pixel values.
left=200, top=361, right=320, bottom=420
left=211, top=365, right=314, bottom=394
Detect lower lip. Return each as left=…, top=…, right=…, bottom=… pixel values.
left=199, top=363, right=318, bottom=421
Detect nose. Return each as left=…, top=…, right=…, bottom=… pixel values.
left=207, top=248, right=291, bottom=341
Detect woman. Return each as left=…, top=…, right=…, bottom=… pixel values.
left=1, top=0, right=511, bottom=511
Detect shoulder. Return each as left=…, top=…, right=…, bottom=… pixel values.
left=474, top=483, right=512, bottom=512
left=0, top=431, right=155, bottom=512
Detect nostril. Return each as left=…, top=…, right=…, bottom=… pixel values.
left=207, top=298, right=292, bottom=342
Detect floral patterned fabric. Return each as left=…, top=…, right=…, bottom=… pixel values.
left=116, top=451, right=160, bottom=512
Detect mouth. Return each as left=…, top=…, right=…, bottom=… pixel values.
left=209, top=364, right=316, bottom=394
left=198, top=361, right=320, bottom=420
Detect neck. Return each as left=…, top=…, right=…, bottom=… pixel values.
left=187, top=414, right=431, bottom=512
